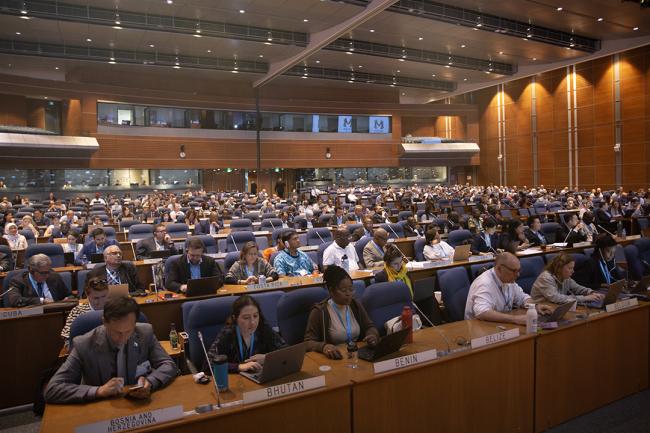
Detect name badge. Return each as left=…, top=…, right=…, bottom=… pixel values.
left=373, top=349, right=438, bottom=374
left=243, top=376, right=325, bottom=404
left=0, top=306, right=44, bottom=320
left=74, top=405, right=184, bottom=433
left=470, top=328, right=520, bottom=349
left=605, top=297, right=639, bottom=313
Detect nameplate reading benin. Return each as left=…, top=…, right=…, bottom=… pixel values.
left=242, top=376, right=325, bottom=405
left=373, top=349, right=438, bottom=374
left=74, top=405, right=184, bottom=433
left=605, top=297, right=639, bottom=313
left=470, top=328, right=520, bottom=349
left=0, top=306, right=44, bottom=320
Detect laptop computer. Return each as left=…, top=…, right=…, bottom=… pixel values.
left=538, top=301, right=576, bottom=323
left=108, top=284, right=130, bottom=298
left=63, top=252, right=75, bottom=266
left=149, top=250, right=173, bottom=259
left=90, top=253, right=105, bottom=263
left=240, top=342, right=307, bottom=384
left=452, top=244, right=472, bottom=262
left=358, top=327, right=410, bottom=362
left=185, top=276, right=221, bottom=297
left=586, top=279, right=626, bottom=309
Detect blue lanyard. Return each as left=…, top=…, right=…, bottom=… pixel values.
left=329, top=299, right=352, bottom=343
left=236, top=326, right=255, bottom=361
left=372, top=241, right=384, bottom=256
left=599, top=260, right=612, bottom=285
left=244, top=264, right=254, bottom=277
left=491, top=271, right=512, bottom=311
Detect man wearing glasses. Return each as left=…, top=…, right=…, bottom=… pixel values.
left=464, top=252, right=552, bottom=324
left=135, top=223, right=177, bottom=259
left=5, top=254, right=69, bottom=307
left=88, top=245, right=145, bottom=294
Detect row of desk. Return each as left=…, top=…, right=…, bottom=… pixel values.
left=40, top=303, right=650, bottom=433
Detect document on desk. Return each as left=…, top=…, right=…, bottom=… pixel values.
left=243, top=376, right=325, bottom=405
left=75, top=405, right=184, bottom=433
left=470, top=328, right=520, bottom=350
left=373, top=349, right=438, bottom=374
left=0, top=306, right=44, bottom=320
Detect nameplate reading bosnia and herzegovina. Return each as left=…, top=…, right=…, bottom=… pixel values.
left=0, top=306, right=43, bottom=320
left=470, top=328, right=520, bottom=350
left=373, top=349, right=438, bottom=374
left=74, top=405, right=184, bottom=433
left=243, top=376, right=325, bottom=404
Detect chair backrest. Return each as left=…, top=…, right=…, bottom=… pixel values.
left=261, top=213, right=278, bottom=220
left=226, top=232, right=256, bottom=252
left=185, top=235, right=217, bottom=254
left=69, top=310, right=148, bottom=348
left=2, top=269, right=24, bottom=307
left=25, top=243, right=65, bottom=268
left=398, top=211, right=413, bottom=221
left=380, top=223, right=405, bottom=239
left=243, top=213, right=260, bottom=222
left=19, top=229, right=36, bottom=246
left=277, top=286, right=328, bottom=345
left=224, top=251, right=241, bottom=273
left=414, top=238, right=426, bottom=262
left=317, top=241, right=332, bottom=272
left=354, top=237, right=372, bottom=267
left=166, top=223, right=189, bottom=239
left=319, top=213, right=333, bottom=225
left=438, top=267, right=471, bottom=322
left=624, top=238, right=650, bottom=279
left=102, top=227, right=117, bottom=242
left=362, top=281, right=412, bottom=335
left=346, top=223, right=363, bottom=235
left=230, top=218, right=253, bottom=232
left=127, top=224, right=154, bottom=241
left=163, top=254, right=184, bottom=278
left=516, top=256, right=545, bottom=294
left=0, top=245, right=15, bottom=272
left=251, top=291, right=283, bottom=330
left=541, top=222, right=562, bottom=243
left=119, top=220, right=140, bottom=231
left=470, top=261, right=494, bottom=280
left=184, top=297, right=236, bottom=367
left=306, top=228, right=333, bottom=246
left=447, top=229, right=472, bottom=248
left=76, top=269, right=92, bottom=298
left=260, top=219, right=283, bottom=230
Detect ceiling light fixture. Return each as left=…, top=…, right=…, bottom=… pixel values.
left=15, top=31, right=21, bottom=35
left=166, top=0, right=173, bottom=4
left=239, top=9, right=245, bottom=13
left=556, top=7, right=563, bottom=11
left=633, top=26, right=639, bottom=30
left=303, top=19, right=309, bottom=22
left=418, top=37, right=423, bottom=40
left=85, top=37, right=92, bottom=42
left=460, top=44, right=466, bottom=48
left=597, top=17, right=603, bottom=22
left=369, top=29, right=375, bottom=32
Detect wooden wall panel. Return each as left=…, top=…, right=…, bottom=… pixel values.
left=401, top=116, right=435, bottom=136
left=0, top=94, right=26, bottom=126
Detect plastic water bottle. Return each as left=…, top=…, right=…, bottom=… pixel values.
left=346, top=341, right=358, bottom=369
left=526, top=304, right=538, bottom=334
left=169, top=323, right=179, bottom=350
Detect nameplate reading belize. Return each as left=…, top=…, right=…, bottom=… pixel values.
left=470, top=328, right=520, bottom=349
left=605, top=297, right=639, bottom=313
left=0, top=306, right=43, bottom=320
left=373, top=349, right=438, bottom=374
left=74, top=405, right=184, bottom=433
left=242, top=376, right=325, bottom=405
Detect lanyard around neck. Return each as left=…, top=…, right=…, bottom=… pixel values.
left=236, top=326, right=255, bottom=361
left=328, top=299, right=352, bottom=343
left=599, top=260, right=612, bottom=284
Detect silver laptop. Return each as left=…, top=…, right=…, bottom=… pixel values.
left=240, top=342, right=307, bottom=384
left=452, top=244, right=472, bottom=262
left=538, top=300, right=575, bottom=323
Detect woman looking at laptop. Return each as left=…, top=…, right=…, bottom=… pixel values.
left=423, top=228, right=455, bottom=261
left=304, top=265, right=379, bottom=359
left=530, top=253, right=604, bottom=304
left=224, top=242, right=279, bottom=285
left=573, top=234, right=624, bottom=291
left=207, top=295, right=286, bottom=373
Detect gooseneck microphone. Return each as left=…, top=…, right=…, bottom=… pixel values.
left=197, top=331, right=222, bottom=409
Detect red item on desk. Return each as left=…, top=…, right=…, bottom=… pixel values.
left=401, top=306, right=413, bottom=343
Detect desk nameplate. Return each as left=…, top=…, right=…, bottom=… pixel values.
left=242, top=376, right=325, bottom=405
left=74, top=405, right=184, bottom=433
left=605, top=297, right=639, bottom=313
left=246, top=280, right=291, bottom=291
left=373, top=349, right=438, bottom=374
left=0, top=306, right=44, bottom=320
left=471, top=328, right=520, bottom=350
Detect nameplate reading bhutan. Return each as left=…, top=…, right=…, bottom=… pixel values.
left=243, top=376, right=325, bottom=404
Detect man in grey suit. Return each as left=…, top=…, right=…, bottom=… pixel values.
left=363, top=228, right=389, bottom=269
left=45, top=296, right=177, bottom=403
left=88, top=245, right=146, bottom=294
left=135, top=223, right=178, bottom=259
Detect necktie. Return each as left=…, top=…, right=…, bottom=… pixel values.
left=107, top=269, right=121, bottom=285
left=36, top=282, right=44, bottom=298
left=116, top=346, right=126, bottom=381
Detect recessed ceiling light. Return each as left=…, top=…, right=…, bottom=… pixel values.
left=445, top=65, right=450, bottom=68
left=396, top=70, right=400, bottom=73
left=556, top=7, right=563, bottom=11
left=346, top=51, right=353, bottom=55
left=166, top=0, right=173, bottom=4
left=418, top=37, right=423, bottom=41
left=264, top=42, right=272, bottom=45
left=55, top=66, right=59, bottom=70
left=15, top=32, right=21, bottom=35
left=597, top=17, right=603, bottom=22
left=463, top=78, right=468, bottom=81
left=532, top=57, right=537, bottom=61
left=232, top=70, right=239, bottom=73
left=20, top=15, right=30, bottom=20
left=112, top=26, right=122, bottom=30
left=206, top=49, right=212, bottom=53
left=633, top=27, right=639, bottom=31
left=85, top=37, right=92, bottom=42
left=358, top=65, right=363, bottom=68
left=173, top=65, right=180, bottom=69
left=20, top=8, right=28, bottom=14
left=315, top=60, right=320, bottom=63
left=347, top=80, right=354, bottom=83
left=303, top=19, right=309, bottom=22
left=193, top=34, right=202, bottom=38
left=460, top=44, right=466, bottom=48
left=369, top=29, right=375, bottom=32
left=259, top=54, right=263, bottom=58
left=301, top=76, right=308, bottom=79
left=499, top=51, right=504, bottom=54
left=401, top=92, right=405, bottom=96
left=239, top=9, right=245, bottom=13
left=431, top=74, right=436, bottom=77
left=473, top=27, right=479, bottom=31
left=149, top=44, right=155, bottom=48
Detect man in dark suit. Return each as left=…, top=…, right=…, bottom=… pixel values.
left=402, top=216, right=424, bottom=237
left=328, top=207, right=346, bottom=226
left=32, top=209, right=51, bottom=228
left=45, top=296, right=177, bottom=404
left=6, top=254, right=69, bottom=307
left=524, top=216, right=548, bottom=246
left=470, top=220, right=499, bottom=255
left=594, top=202, right=617, bottom=233
left=135, top=223, right=178, bottom=259
left=194, top=211, right=222, bottom=236
left=77, top=227, right=118, bottom=265
left=164, top=237, right=223, bottom=293
left=88, top=245, right=145, bottom=293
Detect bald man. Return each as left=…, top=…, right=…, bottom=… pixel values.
left=88, top=245, right=145, bottom=294
left=363, top=228, right=389, bottom=269
left=322, top=225, right=360, bottom=272
left=464, top=252, right=552, bottom=324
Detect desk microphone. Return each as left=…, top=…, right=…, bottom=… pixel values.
left=269, top=219, right=276, bottom=231
left=561, top=228, right=574, bottom=246
left=0, top=286, right=15, bottom=299
left=315, top=229, right=326, bottom=244
left=229, top=235, right=239, bottom=252
left=386, top=223, right=401, bottom=241
left=197, top=331, right=222, bottom=410
left=596, top=224, right=616, bottom=237
left=408, top=299, right=452, bottom=357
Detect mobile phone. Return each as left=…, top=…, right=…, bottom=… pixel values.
left=128, top=384, right=144, bottom=392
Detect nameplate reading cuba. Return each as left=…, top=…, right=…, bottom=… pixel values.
left=74, top=405, right=184, bottom=433
left=0, top=306, right=43, bottom=320
left=605, top=297, right=639, bottom=313
left=471, top=328, right=520, bottom=349
left=373, top=349, right=438, bottom=374
left=243, top=376, right=325, bottom=404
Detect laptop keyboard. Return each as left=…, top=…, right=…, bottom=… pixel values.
left=358, top=346, right=374, bottom=361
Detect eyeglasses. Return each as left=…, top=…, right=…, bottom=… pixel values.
left=155, top=230, right=167, bottom=234
left=107, top=251, right=122, bottom=256
left=500, top=264, right=521, bottom=274
left=34, top=270, right=51, bottom=276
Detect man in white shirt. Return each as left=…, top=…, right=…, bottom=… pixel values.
left=464, top=253, right=551, bottom=325
left=89, top=192, right=107, bottom=206
left=323, top=225, right=360, bottom=272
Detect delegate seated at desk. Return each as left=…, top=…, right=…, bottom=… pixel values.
left=363, top=228, right=388, bottom=269
left=304, top=265, right=379, bottom=359
left=60, top=276, right=110, bottom=344
left=322, top=225, right=361, bottom=272
left=572, top=233, right=623, bottom=291
left=471, top=220, right=499, bottom=255
left=207, top=294, right=287, bottom=373
left=530, top=253, right=604, bottom=305
left=164, top=237, right=224, bottom=293
left=274, top=230, right=315, bottom=277
left=88, top=245, right=145, bottom=293
left=464, top=253, right=552, bottom=325
left=224, top=241, right=278, bottom=285
left=45, top=296, right=177, bottom=404
left=5, top=253, right=69, bottom=307
left=423, top=228, right=455, bottom=260
left=135, top=223, right=178, bottom=259
left=77, top=227, right=119, bottom=265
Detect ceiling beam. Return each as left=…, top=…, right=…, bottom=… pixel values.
left=252, top=0, right=400, bottom=88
